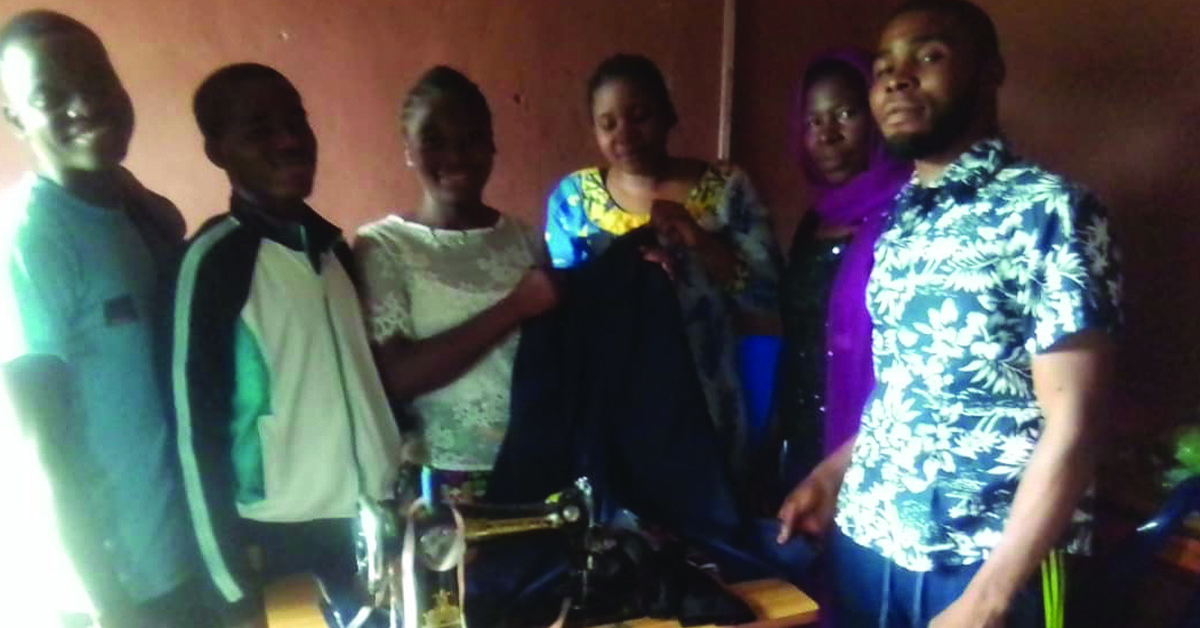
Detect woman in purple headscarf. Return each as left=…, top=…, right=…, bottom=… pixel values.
left=769, top=48, right=912, bottom=501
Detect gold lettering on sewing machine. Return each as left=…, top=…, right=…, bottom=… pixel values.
left=422, top=590, right=463, bottom=628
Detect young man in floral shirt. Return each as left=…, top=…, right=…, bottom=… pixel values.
left=777, top=1, right=1120, bottom=627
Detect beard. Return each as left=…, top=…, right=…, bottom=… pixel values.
left=884, top=83, right=981, bottom=161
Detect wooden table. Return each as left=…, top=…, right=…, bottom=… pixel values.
left=265, top=575, right=818, bottom=628
left=592, top=579, right=820, bottom=628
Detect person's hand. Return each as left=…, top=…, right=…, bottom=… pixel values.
left=507, top=267, right=562, bottom=318
left=650, top=199, right=743, bottom=286
left=776, top=459, right=844, bottom=543
left=650, top=199, right=703, bottom=249
left=640, top=245, right=676, bottom=280
left=928, top=587, right=1010, bottom=628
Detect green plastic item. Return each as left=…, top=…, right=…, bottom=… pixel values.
left=1165, top=424, right=1200, bottom=488
left=1176, top=425, right=1200, bottom=471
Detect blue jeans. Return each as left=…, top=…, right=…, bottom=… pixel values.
left=829, top=529, right=1054, bottom=628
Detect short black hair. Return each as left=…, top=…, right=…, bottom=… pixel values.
left=889, top=0, right=1002, bottom=66
left=0, top=10, right=98, bottom=57
left=193, top=63, right=292, bottom=141
left=586, top=53, right=678, bottom=128
left=399, top=65, right=492, bottom=135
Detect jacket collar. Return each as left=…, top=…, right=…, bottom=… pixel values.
left=230, top=194, right=342, bottom=271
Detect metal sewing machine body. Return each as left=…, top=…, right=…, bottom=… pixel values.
left=357, top=478, right=599, bottom=628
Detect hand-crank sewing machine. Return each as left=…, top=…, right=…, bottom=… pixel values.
left=356, top=478, right=605, bottom=628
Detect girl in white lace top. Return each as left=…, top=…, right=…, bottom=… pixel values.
left=354, top=67, right=560, bottom=503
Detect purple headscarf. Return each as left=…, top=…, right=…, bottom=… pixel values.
left=792, top=48, right=912, bottom=456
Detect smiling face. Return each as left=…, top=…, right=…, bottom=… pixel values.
left=205, top=76, right=318, bottom=206
left=403, top=93, right=494, bottom=208
left=802, top=70, right=872, bottom=185
left=869, top=8, right=999, bottom=161
left=1, top=29, right=134, bottom=178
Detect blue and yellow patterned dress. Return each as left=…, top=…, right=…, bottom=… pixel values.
left=544, top=162, right=781, bottom=477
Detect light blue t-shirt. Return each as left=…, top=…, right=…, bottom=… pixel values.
left=1, top=174, right=196, bottom=604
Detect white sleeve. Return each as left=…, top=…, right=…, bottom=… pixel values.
left=352, top=228, right=414, bottom=344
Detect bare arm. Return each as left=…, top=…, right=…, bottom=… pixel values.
left=932, top=329, right=1113, bottom=628
left=375, top=269, right=560, bottom=402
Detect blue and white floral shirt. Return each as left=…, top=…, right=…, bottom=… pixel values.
left=835, top=138, right=1121, bottom=571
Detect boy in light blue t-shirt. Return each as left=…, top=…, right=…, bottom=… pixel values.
left=0, top=10, right=232, bottom=628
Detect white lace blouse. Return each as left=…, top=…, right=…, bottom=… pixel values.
left=354, top=215, right=542, bottom=471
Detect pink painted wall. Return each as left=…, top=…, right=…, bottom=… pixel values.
left=2, top=0, right=1196, bottom=426
left=0, top=0, right=724, bottom=230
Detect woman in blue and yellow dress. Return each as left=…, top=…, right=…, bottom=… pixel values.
left=544, top=53, right=782, bottom=484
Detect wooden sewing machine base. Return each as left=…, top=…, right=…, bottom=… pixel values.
left=264, top=575, right=819, bottom=628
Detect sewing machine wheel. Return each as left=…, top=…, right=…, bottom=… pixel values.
left=417, top=524, right=465, bottom=572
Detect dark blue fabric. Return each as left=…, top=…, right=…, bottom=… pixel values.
left=490, top=228, right=816, bottom=586
left=829, top=529, right=1047, bottom=628
left=464, top=536, right=573, bottom=628
left=737, top=334, right=781, bottom=454
left=490, top=226, right=740, bottom=540
left=463, top=525, right=760, bottom=628
left=690, top=519, right=817, bottom=588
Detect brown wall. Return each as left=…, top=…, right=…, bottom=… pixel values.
left=734, top=0, right=1200, bottom=425
left=0, top=0, right=724, bottom=230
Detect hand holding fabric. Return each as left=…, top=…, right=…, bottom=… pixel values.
left=507, top=267, right=563, bottom=318
left=649, top=199, right=741, bottom=287
left=650, top=199, right=702, bottom=249
left=639, top=245, right=676, bottom=280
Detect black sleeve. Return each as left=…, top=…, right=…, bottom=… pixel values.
left=167, top=219, right=261, bottom=603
